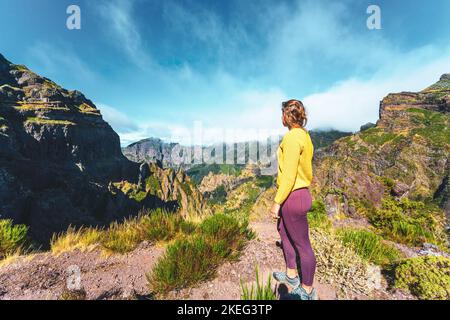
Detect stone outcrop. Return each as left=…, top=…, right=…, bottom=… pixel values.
left=312, top=75, right=449, bottom=217
left=111, top=162, right=210, bottom=219
left=0, top=54, right=208, bottom=244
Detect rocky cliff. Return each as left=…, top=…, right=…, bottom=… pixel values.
left=0, top=54, right=208, bottom=244
left=312, top=75, right=449, bottom=232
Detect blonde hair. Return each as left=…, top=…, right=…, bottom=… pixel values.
left=282, top=99, right=308, bottom=128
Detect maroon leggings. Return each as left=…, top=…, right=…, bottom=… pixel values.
left=278, top=188, right=316, bottom=286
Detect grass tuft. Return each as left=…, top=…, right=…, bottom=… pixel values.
left=337, top=228, right=401, bottom=265
left=51, top=209, right=193, bottom=255
left=241, top=267, right=277, bottom=300
left=148, top=214, right=253, bottom=295
left=0, top=219, right=28, bottom=260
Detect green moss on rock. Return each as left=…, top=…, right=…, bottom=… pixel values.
left=394, top=256, right=450, bottom=300
left=368, top=197, right=447, bottom=247
left=25, top=117, right=75, bottom=126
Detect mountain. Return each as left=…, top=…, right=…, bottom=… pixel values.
left=122, top=130, right=352, bottom=175
left=311, top=75, right=449, bottom=245
left=123, top=137, right=181, bottom=169
left=0, top=54, right=207, bottom=244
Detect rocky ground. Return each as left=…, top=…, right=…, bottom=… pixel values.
left=0, top=243, right=164, bottom=300
left=0, top=218, right=416, bottom=300
left=167, top=220, right=339, bottom=300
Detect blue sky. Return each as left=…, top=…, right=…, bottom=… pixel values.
left=1, top=0, right=450, bottom=145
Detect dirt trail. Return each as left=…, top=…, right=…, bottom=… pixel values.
left=0, top=242, right=164, bottom=300
left=167, top=220, right=338, bottom=300
left=0, top=219, right=340, bottom=300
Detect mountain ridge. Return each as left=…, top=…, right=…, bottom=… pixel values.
left=0, top=54, right=208, bottom=244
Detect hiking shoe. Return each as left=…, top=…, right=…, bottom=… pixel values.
left=289, top=287, right=319, bottom=300
left=272, top=272, right=300, bottom=289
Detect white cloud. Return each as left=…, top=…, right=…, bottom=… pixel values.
left=97, top=103, right=139, bottom=132
left=92, top=0, right=450, bottom=144
left=95, top=0, right=151, bottom=69
left=304, top=48, right=450, bottom=131
left=28, top=42, right=97, bottom=84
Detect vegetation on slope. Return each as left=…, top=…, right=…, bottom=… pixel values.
left=336, top=228, right=401, bottom=265
left=368, top=197, right=446, bottom=247
left=148, top=214, right=253, bottom=295
left=407, top=108, right=449, bottom=148
left=187, top=163, right=244, bottom=184
left=309, top=130, right=352, bottom=149
left=25, top=117, right=76, bottom=126
left=0, top=219, right=28, bottom=260
left=51, top=209, right=196, bottom=255
left=393, top=256, right=450, bottom=300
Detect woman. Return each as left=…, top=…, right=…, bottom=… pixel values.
left=270, top=99, right=317, bottom=300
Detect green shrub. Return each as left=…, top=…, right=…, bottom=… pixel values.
left=368, top=197, right=446, bottom=246
left=307, top=200, right=332, bottom=230
left=199, top=214, right=253, bottom=253
left=255, top=176, right=274, bottom=189
left=51, top=209, right=194, bottom=255
left=393, top=256, right=450, bottom=300
left=100, top=220, right=143, bottom=254
left=141, top=210, right=196, bottom=242
left=208, top=185, right=228, bottom=205
left=337, top=228, right=401, bottom=265
left=148, top=214, right=253, bottom=295
left=0, top=219, right=28, bottom=259
left=148, top=235, right=220, bottom=293
left=241, top=268, right=276, bottom=300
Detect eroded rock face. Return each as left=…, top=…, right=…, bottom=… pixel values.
left=0, top=54, right=207, bottom=245
left=111, top=163, right=210, bottom=219
left=0, top=54, right=146, bottom=244
left=312, top=75, right=449, bottom=217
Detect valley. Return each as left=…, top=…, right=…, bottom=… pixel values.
left=0, top=53, right=449, bottom=300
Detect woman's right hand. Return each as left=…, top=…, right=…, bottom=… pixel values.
left=270, top=202, right=281, bottom=220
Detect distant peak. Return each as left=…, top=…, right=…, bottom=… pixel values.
left=422, top=73, right=450, bottom=92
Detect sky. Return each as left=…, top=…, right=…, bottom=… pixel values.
left=0, top=0, right=449, bottom=146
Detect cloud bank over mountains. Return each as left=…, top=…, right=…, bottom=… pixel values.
left=3, top=0, right=448, bottom=146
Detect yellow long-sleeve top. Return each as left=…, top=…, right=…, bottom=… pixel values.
left=275, top=128, right=314, bottom=205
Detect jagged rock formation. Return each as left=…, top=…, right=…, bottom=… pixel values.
left=198, top=164, right=260, bottom=194
left=0, top=54, right=207, bottom=244
left=122, top=138, right=185, bottom=169
left=111, top=163, right=210, bottom=219
left=312, top=75, right=449, bottom=218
